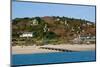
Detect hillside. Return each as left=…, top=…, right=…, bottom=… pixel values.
left=12, top=16, right=96, bottom=45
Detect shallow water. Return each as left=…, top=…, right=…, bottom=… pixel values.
left=12, top=51, right=96, bottom=66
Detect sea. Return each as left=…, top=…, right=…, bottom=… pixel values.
left=11, top=50, right=96, bottom=66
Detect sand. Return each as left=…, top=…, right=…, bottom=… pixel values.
left=12, top=45, right=59, bottom=54
left=12, top=44, right=95, bottom=54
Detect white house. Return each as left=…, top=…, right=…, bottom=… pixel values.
left=20, top=32, right=33, bottom=37
left=64, top=20, right=68, bottom=25
left=71, top=27, right=74, bottom=31
left=56, top=18, right=60, bottom=21
left=43, top=24, right=49, bottom=32
left=31, top=19, right=38, bottom=25
left=87, top=23, right=92, bottom=25
left=72, top=35, right=96, bottom=44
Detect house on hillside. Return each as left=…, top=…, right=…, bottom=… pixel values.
left=71, top=27, right=75, bottom=32
left=64, top=20, right=68, bottom=25
left=31, top=19, right=38, bottom=25
left=87, top=23, right=92, bottom=25
left=81, top=36, right=95, bottom=40
left=20, top=32, right=33, bottom=37
left=72, top=35, right=96, bottom=44
left=43, top=24, right=50, bottom=32
left=56, top=18, right=60, bottom=21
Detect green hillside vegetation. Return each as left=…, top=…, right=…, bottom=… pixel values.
left=12, top=16, right=96, bottom=46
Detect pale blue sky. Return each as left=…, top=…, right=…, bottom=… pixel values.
left=12, top=1, right=96, bottom=22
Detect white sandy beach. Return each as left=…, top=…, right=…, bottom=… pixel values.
left=12, top=44, right=95, bottom=54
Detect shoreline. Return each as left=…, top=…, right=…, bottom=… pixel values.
left=12, top=50, right=96, bottom=55
left=12, top=44, right=95, bottom=54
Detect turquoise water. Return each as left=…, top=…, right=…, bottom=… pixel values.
left=12, top=51, right=96, bottom=66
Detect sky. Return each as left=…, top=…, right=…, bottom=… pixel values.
left=12, top=1, right=96, bottom=22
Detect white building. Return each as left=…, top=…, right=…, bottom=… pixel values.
left=87, top=23, right=92, bottom=25
left=20, top=32, right=33, bottom=37
left=72, top=35, right=96, bottom=44
left=31, top=19, right=38, bottom=25
left=56, top=18, right=60, bottom=21
left=43, top=24, right=49, bottom=32
left=64, top=20, right=67, bottom=25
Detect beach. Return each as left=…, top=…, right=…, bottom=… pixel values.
left=12, top=44, right=95, bottom=54
left=12, top=45, right=59, bottom=54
